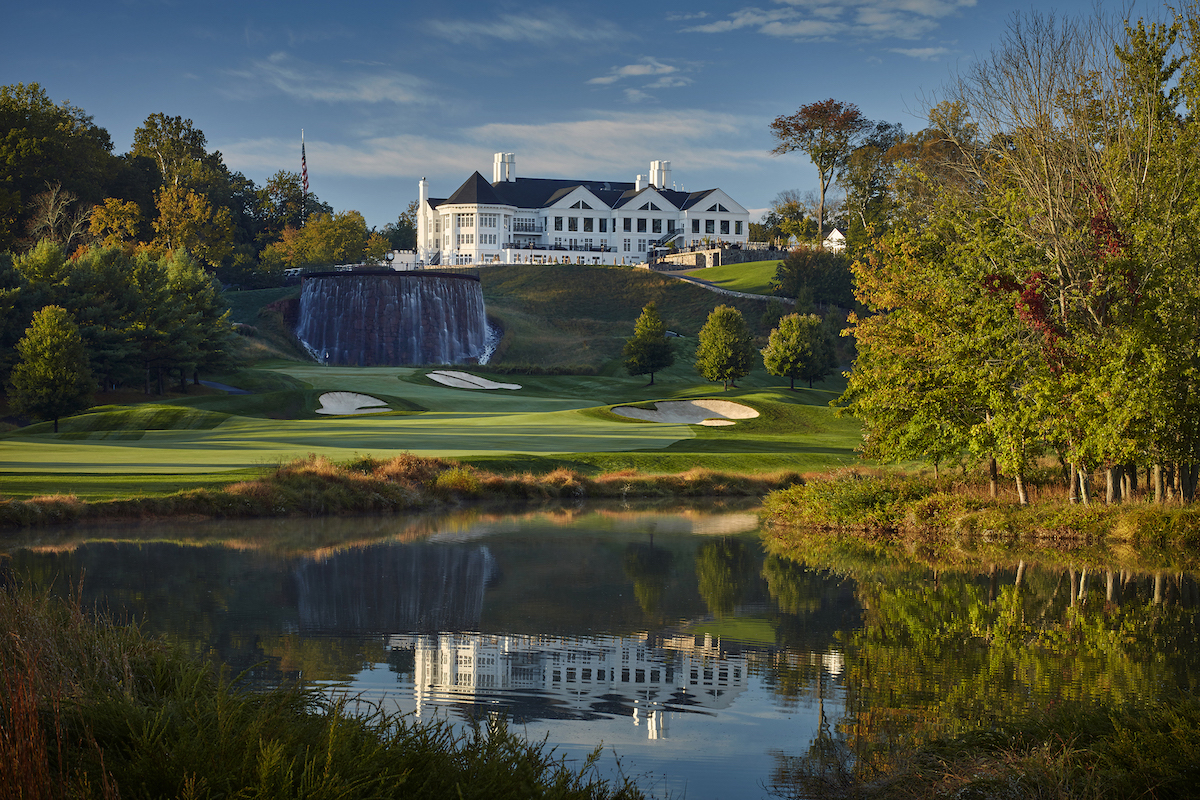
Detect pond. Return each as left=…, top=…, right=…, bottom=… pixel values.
left=8, top=504, right=1200, bottom=799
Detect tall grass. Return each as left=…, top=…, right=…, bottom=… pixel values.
left=0, top=453, right=804, bottom=527
left=0, top=585, right=644, bottom=800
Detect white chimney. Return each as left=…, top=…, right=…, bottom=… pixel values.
left=493, top=152, right=515, bottom=182
left=649, top=160, right=671, bottom=189
left=418, top=176, right=428, bottom=208
left=636, top=174, right=645, bottom=191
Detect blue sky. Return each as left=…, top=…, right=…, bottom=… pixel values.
left=2, top=0, right=1165, bottom=228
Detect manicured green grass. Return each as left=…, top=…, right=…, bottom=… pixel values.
left=481, top=263, right=777, bottom=368
left=683, top=259, right=783, bottom=296
left=0, top=470, right=262, bottom=500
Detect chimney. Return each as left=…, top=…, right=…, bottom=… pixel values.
left=493, top=152, right=515, bottom=182
left=418, top=176, right=428, bottom=208
left=635, top=174, right=645, bottom=191
left=649, top=160, right=672, bottom=190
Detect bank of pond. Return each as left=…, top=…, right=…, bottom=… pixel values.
left=2, top=504, right=1199, bottom=799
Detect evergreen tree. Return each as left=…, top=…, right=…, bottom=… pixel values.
left=695, top=305, right=754, bottom=390
left=622, top=301, right=674, bottom=385
left=8, top=305, right=95, bottom=432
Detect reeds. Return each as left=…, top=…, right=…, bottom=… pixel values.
left=0, top=585, right=644, bottom=799
left=0, top=455, right=804, bottom=527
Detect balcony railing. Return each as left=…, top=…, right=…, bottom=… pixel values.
left=511, top=223, right=544, bottom=233
left=503, top=243, right=615, bottom=253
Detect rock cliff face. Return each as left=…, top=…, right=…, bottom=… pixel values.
left=296, top=272, right=487, bottom=365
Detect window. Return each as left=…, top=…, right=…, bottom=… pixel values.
left=637, top=239, right=647, bottom=251
left=456, top=233, right=474, bottom=246
left=623, top=239, right=631, bottom=252
left=667, top=219, right=675, bottom=233
left=599, top=218, right=607, bottom=233
left=456, top=213, right=474, bottom=228
left=554, top=216, right=563, bottom=231
left=706, top=203, right=729, bottom=212
left=570, top=200, right=592, bottom=209
left=583, top=217, right=593, bottom=232
left=480, top=214, right=498, bottom=227
left=705, top=219, right=715, bottom=234
left=692, top=219, right=700, bottom=233
left=637, top=201, right=661, bottom=211
left=623, top=218, right=632, bottom=232
left=555, top=237, right=562, bottom=246
left=583, top=238, right=592, bottom=248
left=637, top=218, right=647, bottom=233
left=652, top=219, right=662, bottom=234
left=568, top=217, right=578, bottom=231
left=735, top=220, right=743, bottom=235
left=434, top=219, right=440, bottom=233
left=720, top=220, right=729, bottom=235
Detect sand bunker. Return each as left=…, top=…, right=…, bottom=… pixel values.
left=427, top=371, right=522, bottom=390
left=315, top=392, right=391, bottom=415
left=611, top=399, right=759, bottom=427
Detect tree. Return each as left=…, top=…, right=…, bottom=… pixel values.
left=771, top=248, right=855, bottom=309
left=131, top=114, right=218, bottom=190
left=623, top=301, right=674, bottom=384
left=763, top=313, right=824, bottom=390
left=151, top=185, right=234, bottom=268
left=841, top=121, right=905, bottom=249
left=382, top=200, right=419, bottom=250
left=695, top=305, right=754, bottom=390
left=770, top=99, right=871, bottom=248
left=0, top=83, right=116, bottom=251
left=8, top=305, right=95, bottom=432
left=262, top=210, right=373, bottom=268
left=89, top=198, right=142, bottom=253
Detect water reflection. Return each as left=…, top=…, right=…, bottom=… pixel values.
left=6, top=506, right=1200, bottom=800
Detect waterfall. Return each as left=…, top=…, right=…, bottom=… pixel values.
left=295, top=272, right=488, bottom=366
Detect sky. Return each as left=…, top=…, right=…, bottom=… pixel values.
left=2, top=0, right=1168, bottom=229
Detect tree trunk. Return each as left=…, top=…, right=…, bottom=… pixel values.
left=1078, top=569, right=1088, bottom=603
left=989, top=458, right=998, bottom=499
left=1069, top=568, right=1077, bottom=607
left=1015, top=560, right=1026, bottom=587
left=144, top=368, right=151, bottom=396
left=1154, top=464, right=1164, bottom=504
left=1077, top=468, right=1092, bottom=506
left=193, top=369, right=200, bottom=386
left=1155, top=572, right=1164, bottom=604
left=1126, top=463, right=1136, bottom=498
left=179, top=369, right=187, bottom=393
left=1015, top=472, right=1029, bottom=506
left=1184, top=464, right=1199, bottom=503
left=1106, top=465, right=1121, bottom=504
left=649, top=372, right=655, bottom=386
left=53, top=418, right=59, bottom=433
left=1106, top=571, right=1119, bottom=605
left=156, top=368, right=165, bottom=396
left=1069, top=462, right=1079, bottom=504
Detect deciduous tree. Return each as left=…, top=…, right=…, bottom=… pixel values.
left=8, top=305, right=95, bottom=432
left=763, top=313, right=822, bottom=390
left=770, top=99, right=871, bottom=248
left=695, top=305, right=754, bottom=390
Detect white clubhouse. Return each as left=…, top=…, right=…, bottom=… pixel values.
left=417, top=153, right=750, bottom=266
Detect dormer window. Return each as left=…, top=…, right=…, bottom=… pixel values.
left=570, top=201, right=593, bottom=209
left=706, top=203, right=730, bottom=212
left=637, top=202, right=661, bottom=211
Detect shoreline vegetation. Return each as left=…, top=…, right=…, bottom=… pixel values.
left=0, top=453, right=802, bottom=528
left=0, top=586, right=644, bottom=800
left=761, top=471, right=1200, bottom=555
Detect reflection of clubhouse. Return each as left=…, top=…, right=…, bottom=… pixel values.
left=387, top=631, right=749, bottom=739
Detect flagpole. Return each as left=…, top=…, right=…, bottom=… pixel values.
left=301, top=129, right=309, bottom=227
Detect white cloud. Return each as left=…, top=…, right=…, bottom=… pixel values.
left=588, top=58, right=681, bottom=86
left=221, top=111, right=773, bottom=183
left=624, top=88, right=652, bottom=103
left=685, top=0, right=974, bottom=41
left=426, top=9, right=622, bottom=44
left=890, top=46, right=951, bottom=60
left=645, top=76, right=692, bottom=89
left=223, top=53, right=431, bottom=104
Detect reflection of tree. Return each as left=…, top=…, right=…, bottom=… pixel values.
left=695, top=538, right=752, bottom=618
left=763, top=554, right=825, bottom=615
left=622, top=542, right=673, bottom=618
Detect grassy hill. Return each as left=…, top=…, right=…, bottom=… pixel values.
left=481, top=264, right=778, bottom=369
left=679, top=259, right=782, bottom=296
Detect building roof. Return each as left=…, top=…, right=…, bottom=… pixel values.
left=429, top=174, right=723, bottom=213
left=443, top=172, right=507, bottom=206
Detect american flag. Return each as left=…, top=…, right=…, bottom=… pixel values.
left=301, top=130, right=309, bottom=198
